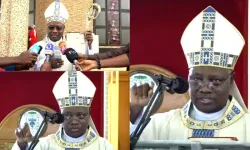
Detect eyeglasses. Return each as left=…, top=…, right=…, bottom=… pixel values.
left=188, top=72, right=233, bottom=90
left=48, top=26, right=64, bottom=31
left=63, top=113, right=89, bottom=121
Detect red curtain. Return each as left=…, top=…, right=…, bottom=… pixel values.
left=131, top=0, right=248, bottom=106
left=0, top=72, right=104, bottom=136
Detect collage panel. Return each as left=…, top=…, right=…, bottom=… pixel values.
left=1, top=0, right=250, bottom=150
left=0, top=0, right=129, bottom=72
left=0, top=0, right=130, bottom=150
left=0, top=71, right=129, bottom=150
left=129, top=0, right=249, bottom=150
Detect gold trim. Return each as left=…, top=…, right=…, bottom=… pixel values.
left=189, top=64, right=235, bottom=70
left=99, top=46, right=122, bottom=49
left=53, top=127, right=98, bottom=148
left=181, top=97, right=246, bottom=130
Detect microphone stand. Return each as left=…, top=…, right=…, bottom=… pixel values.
left=130, top=75, right=168, bottom=150
left=28, top=112, right=50, bottom=150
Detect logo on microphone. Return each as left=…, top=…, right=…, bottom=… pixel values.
left=45, top=43, right=54, bottom=50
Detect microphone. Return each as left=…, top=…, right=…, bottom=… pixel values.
left=44, top=43, right=54, bottom=62
left=27, top=111, right=64, bottom=150
left=59, top=41, right=83, bottom=71
left=29, top=44, right=43, bottom=54
left=154, top=74, right=189, bottom=94
left=130, top=74, right=189, bottom=149
left=41, top=111, right=64, bottom=124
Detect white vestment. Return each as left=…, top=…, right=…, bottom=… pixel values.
left=131, top=96, right=250, bottom=150
left=12, top=127, right=114, bottom=150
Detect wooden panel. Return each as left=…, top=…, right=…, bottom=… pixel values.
left=118, top=72, right=129, bottom=150
left=0, top=104, right=60, bottom=150
left=108, top=71, right=129, bottom=150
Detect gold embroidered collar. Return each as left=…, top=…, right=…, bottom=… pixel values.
left=181, top=97, right=246, bottom=130
left=53, top=126, right=98, bottom=148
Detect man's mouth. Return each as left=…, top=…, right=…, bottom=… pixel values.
left=198, top=98, right=213, bottom=104
left=70, top=127, right=80, bottom=132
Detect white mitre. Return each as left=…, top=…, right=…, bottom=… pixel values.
left=44, top=0, right=69, bottom=24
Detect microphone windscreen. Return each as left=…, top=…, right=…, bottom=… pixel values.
left=65, top=49, right=78, bottom=63
left=30, top=44, right=43, bottom=54
left=44, top=44, right=54, bottom=56
left=54, top=113, right=64, bottom=124
left=173, top=76, right=189, bottom=94
left=59, top=41, right=67, bottom=54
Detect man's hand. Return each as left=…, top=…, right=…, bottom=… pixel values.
left=76, top=60, right=97, bottom=71
left=84, top=31, right=93, bottom=49
left=49, top=58, right=64, bottom=69
left=131, top=83, right=153, bottom=109
left=41, top=61, right=52, bottom=71
left=15, top=122, right=32, bottom=150
left=77, top=53, right=86, bottom=62
left=130, top=83, right=163, bottom=123
left=130, top=83, right=153, bottom=123
left=15, top=65, right=31, bottom=71
left=16, top=51, right=38, bottom=67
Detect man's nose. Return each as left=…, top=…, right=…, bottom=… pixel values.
left=199, top=81, right=213, bottom=93
left=70, top=116, right=79, bottom=123
left=52, top=28, right=58, bottom=33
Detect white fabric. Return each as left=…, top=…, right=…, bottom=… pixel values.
left=63, top=129, right=86, bottom=142
left=230, top=81, right=248, bottom=112
left=133, top=109, right=250, bottom=150
left=52, top=71, right=96, bottom=100
left=11, top=130, right=113, bottom=150
left=65, top=33, right=99, bottom=55
left=130, top=106, right=146, bottom=135
left=130, top=101, right=227, bottom=134
left=193, top=102, right=227, bottom=121
left=44, top=0, right=69, bottom=24
left=181, top=8, right=244, bottom=55
left=181, top=6, right=245, bottom=67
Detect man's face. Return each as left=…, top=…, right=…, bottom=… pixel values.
left=188, top=66, right=234, bottom=113
left=47, top=21, right=65, bottom=42
left=62, top=107, right=90, bottom=138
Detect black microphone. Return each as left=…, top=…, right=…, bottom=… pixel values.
left=64, top=48, right=78, bottom=64
left=154, top=74, right=189, bottom=94
left=41, top=111, right=64, bottom=124
left=59, top=41, right=83, bottom=71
